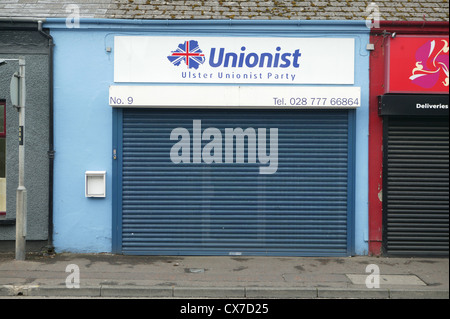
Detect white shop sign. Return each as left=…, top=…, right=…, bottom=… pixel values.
left=114, top=36, right=355, bottom=85
left=109, top=85, right=361, bottom=109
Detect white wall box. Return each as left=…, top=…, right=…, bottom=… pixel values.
left=85, top=171, right=106, bottom=198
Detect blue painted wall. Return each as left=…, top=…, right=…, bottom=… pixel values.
left=49, top=28, right=114, bottom=252
left=46, top=19, right=370, bottom=255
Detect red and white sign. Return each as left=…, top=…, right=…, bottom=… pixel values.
left=386, top=36, right=449, bottom=94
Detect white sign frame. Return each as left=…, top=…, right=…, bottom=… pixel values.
left=114, top=36, right=355, bottom=85
left=109, top=85, right=361, bottom=109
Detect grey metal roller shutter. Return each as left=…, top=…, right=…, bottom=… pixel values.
left=121, top=109, right=352, bottom=256
left=384, top=117, right=449, bottom=256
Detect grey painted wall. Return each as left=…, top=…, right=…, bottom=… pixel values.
left=0, top=26, right=50, bottom=245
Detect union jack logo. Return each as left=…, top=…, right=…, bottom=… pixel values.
left=167, top=40, right=205, bottom=69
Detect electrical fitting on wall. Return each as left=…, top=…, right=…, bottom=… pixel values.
left=85, top=171, right=106, bottom=198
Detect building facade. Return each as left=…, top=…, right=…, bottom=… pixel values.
left=1, top=0, right=448, bottom=256
left=44, top=19, right=370, bottom=256
left=0, top=20, right=53, bottom=252
left=369, top=21, right=449, bottom=257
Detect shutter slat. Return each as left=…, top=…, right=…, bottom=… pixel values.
left=385, top=117, right=449, bottom=256
left=121, top=109, right=350, bottom=256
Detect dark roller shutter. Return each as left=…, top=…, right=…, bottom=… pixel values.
left=120, top=109, right=352, bottom=256
left=384, top=117, right=449, bottom=256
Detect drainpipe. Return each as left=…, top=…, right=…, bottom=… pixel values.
left=37, top=20, right=55, bottom=253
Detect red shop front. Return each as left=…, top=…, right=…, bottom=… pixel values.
left=369, top=22, right=449, bottom=257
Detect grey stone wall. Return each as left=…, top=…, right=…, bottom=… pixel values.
left=0, top=26, right=50, bottom=246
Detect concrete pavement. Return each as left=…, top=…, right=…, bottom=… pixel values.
left=0, top=252, right=448, bottom=299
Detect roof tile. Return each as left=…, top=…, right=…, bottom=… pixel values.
left=0, top=0, right=448, bottom=21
